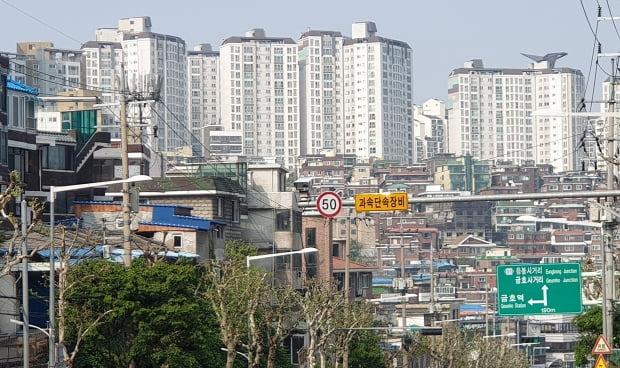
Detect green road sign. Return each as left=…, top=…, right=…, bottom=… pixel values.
left=496, top=263, right=582, bottom=316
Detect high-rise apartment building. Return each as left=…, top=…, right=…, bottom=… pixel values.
left=11, top=42, right=82, bottom=96
left=83, top=16, right=188, bottom=153
left=299, top=22, right=413, bottom=164
left=298, top=30, right=345, bottom=156
left=343, top=22, right=413, bottom=164
left=447, top=54, right=586, bottom=172
left=219, top=29, right=299, bottom=168
left=187, top=44, right=220, bottom=157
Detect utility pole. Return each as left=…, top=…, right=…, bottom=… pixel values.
left=120, top=64, right=132, bottom=267
left=603, top=56, right=617, bottom=345
left=345, top=209, right=350, bottom=301
left=399, top=219, right=408, bottom=368
left=429, top=234, right=435, bottom=319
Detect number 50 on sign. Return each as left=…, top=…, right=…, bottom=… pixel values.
left=316, top=191, right=343, bottom=218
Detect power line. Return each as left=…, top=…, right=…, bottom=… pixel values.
left=604, top=0, right=620, bottom=41
left=0, top=0, right=83, bottom=46
left=8, top=60, right=124, bottom=94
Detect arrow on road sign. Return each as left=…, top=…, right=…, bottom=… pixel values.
left=592, top=334, right=613, bottom=355
left=528, top=285, right=548, bottom=306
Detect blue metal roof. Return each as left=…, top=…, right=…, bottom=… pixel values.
left=37, top=246, right=199, bottom=264
left=73, top=201, right=227, bottom=231
left=146, top=205, right=226, bottom=231
left=7, top=77, right=38, bottom=95
left=372, top=278, right=393, bottom=285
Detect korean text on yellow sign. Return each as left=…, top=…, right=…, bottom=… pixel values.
left=354, top=192, right=409, bottom=212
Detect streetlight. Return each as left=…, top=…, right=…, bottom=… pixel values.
left=10, top=318, right=50, bottom=337
left=220, top=347, right=249, bottom=362
left=47, top=175, right=152, bottom=367
left=245, top=247, right=318, bottom=268
left=483, top=332, right=516, bottom=339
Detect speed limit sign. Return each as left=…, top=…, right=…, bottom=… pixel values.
left=316, top=191, right=342, bottom=218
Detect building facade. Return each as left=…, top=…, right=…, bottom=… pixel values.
left=447, top=54, right=586, bottom=172
left=413, top=99, right=446, bottom=163
left=187, top=44, right=220, bottom=157
left=298, top=22, right=413, bottom=164
left=298, top=30, right=345, bottom=156
left=12, top=42, right=82, bottom=97
left=342, top=22, right=413, bottom=163
left=219, top=29, right=299, bottom=169
left=85, top=16, right=188, bottom=154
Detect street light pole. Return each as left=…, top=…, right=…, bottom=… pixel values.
left=245, top=247, right=318, bottom=269
left=47, top=175, right=151, bottom=367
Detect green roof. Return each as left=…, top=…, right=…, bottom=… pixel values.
left=111, top=176, right=245, bottom=194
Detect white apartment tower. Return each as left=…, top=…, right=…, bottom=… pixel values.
left=83, top=16, right=188, bottom=153
left=298, top=22, right=413, bottom=163
left=446, top=54, right=585, bottom=172
left=219, top=29, right=299, bottom=168
left=187, top=44, right=220, bottom=157
left=344, top=22, right=413, bottom=163
left=298, top=30, right=345, bottom=156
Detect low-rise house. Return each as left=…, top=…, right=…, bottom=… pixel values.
left=74, top=201, right=225, bottom=261
left=550, top=230, right=587, bottom=258
left=332, top=257, right=375, bottom=298
left=107, top=176, right=244, bottom=259
left=441, top=235, right=508, bottom=259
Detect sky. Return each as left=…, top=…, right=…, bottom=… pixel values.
left=0, top=0, right=615, bottom=105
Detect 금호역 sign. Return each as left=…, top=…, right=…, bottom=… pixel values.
left=496, top=263, right=582, bottom=316
left=354, top=192, right=408, bottom=212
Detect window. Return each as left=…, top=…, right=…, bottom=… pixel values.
left=173, top=234, right=182, bottom=249
left=306, top=228, right=316, bottom=246
left=232, top=200, right=239, bottom=222
left=41, top=145, right=74, bottom=170
left=217, top=198, right=223, bottom=217
left=276, top=210, right=290, bottom=231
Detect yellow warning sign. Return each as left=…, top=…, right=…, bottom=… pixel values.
left=592, top=334, right=613, bottom=355
left=594, top=354, right=608, bottom=368
left=354, top=192, right=408, bottom=212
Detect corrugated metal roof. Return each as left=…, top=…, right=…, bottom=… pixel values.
left=7, top=77, right=38, bottom=95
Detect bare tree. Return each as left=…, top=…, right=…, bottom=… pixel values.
left=0, top=171, right=45, bottom=275
left=329, top=299, right=374, bottom=368
left=203, top=240, right=269, bottom=368
left=260, top=285, right=302, bottom=368
left=409, top=327, right=529, bottom=368
left=293, top=278, right=346, bottom=368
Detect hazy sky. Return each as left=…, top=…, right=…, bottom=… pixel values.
left=0, top=0, right=614, bottom=105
